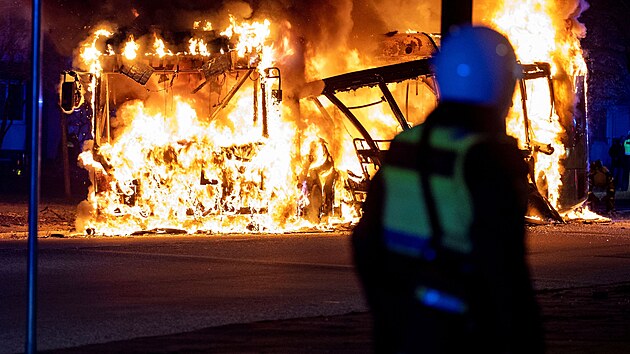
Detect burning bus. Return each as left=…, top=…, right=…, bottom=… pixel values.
left=60, top=2, right=592, bottom=235
left=61, top=19, right=367, bottom=235
left=300, top=31, right=586, bottom=224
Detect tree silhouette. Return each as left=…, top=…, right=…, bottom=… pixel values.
left=0, top=10, right=29, bottom=150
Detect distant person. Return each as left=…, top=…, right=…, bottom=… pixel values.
left=623, top=131, right=630, bottom=191
left=352, top=25, right=544, bottom=353
left=609, top=137, right=625, bottom=191
left=587, top=159, right=616, bottom=213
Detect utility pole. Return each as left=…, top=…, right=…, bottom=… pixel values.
left=60, top=111, right=71, bottom=198
left=441, top=0, right=473, bottom=36
left=27, top=0, right=43, bottom=352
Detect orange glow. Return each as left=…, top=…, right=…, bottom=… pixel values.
left=72, top=1, right=591, bottom=234
left=484, top=0, right=587, bottom=212
left=194, top=20, right=213, bottom=31
left=123, top=35, right=139, bottom=60
left=152, top=34, right=172, bottom=58
left=75, top=16, right=361, bottom=235
left=78, top=28, right=112, bottom=75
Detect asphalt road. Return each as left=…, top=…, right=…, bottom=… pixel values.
left=1, top=220, right=630, bottom=353
left=0, top=233, right=365, bottom=353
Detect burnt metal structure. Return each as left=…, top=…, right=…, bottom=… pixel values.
left=66, top=52, right=280, bottom=152
left=518, top=62, right=564, bottom=222
left=300, top=58, right=438, bottom=204
left=303, top=58, right=570, bottom=223
left=302, top=58, right=436, bottom=167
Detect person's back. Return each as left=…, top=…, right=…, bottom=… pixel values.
left=623, top=133, right=630, bottom=191
left=352, top=26, right=544, bottom=353
left=609, top=138, right=625, bottom=190
left=609, top=138, right=624, bottom=165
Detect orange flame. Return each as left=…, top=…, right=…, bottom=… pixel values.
left=78, top=28, right=112, bottom=75
left=73, top=1, right=592, bottom=234
left=152, top=34, right=172, bottom=58
left=75, top=15, right=359, bottom=235
left=123, top=35, right=139, bottom=60
left=485, top=0, right=587, bottom=211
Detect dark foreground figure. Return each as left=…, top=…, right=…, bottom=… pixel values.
left=352, top=26, right=544, bottom=353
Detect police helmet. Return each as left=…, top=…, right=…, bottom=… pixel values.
left=432, top=26, right=521, bottom=110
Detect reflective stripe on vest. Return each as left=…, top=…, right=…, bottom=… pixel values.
left=382, top=125, right=485, bottom=258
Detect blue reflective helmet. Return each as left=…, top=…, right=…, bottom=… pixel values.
left=432, top=26, right=520, bottom=109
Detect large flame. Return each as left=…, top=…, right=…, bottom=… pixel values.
left=72, top=1, right=592, bottom=235
left=75, top=16, right=362, bottom=235
left=482, top=0, right=588, bottom=213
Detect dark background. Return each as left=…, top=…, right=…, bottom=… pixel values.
left=580, top=0, right=630, bottom=165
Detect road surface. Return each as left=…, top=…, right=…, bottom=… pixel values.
left=1, top=219, right=630, bottom=352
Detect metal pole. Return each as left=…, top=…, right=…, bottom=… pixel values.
left=253, top=75, right=259, bottom=125
left=27, top=0, right=43, bottom=352
left=441, top=0, right=473, bottom=36
left=60, top=111, right=71, bottom=198
left=261, top=79, right=268, bottom=138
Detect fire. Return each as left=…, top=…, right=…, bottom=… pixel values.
left=188, top=38, right=210, bottom=56
left=491, top=2, right=556, bottom=64
left=194, top=20, right=213, bottom=32
left=483, top=0, right=588, bottom=214
left=70, top=1, right=592, bottom=235
left=78, top=28, right=112, bottom=75
left=152, top=34, right=172, bottom=58
left=561, top=206, right=610, bottom=222
left=74, top=14, right=362, bottom=236
left=221, top=15, right=271, bottom=59
left=123, top=35, right=139, bottom=60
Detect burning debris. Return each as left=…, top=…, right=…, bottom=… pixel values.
left=486, top=0, right=592, bottom=222
left=65, top=14, right=364, bottom=236
left=60, top=0, right=593, bottom=236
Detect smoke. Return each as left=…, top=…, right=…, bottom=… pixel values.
left=560, top=0, right=590, bottom=39
left=550, top=0, right=591, bottom=135
left=48, top=0, right=446, bottom=74
left=0, top=5, right=30, bottom=63
left=359, top=0, right=441, bottom=34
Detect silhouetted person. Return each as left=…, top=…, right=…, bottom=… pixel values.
left=609, top=137, right=625, bottom=191
left=352, top=26, right=544, bottom=353
left=623, top=131, right=630, bottom=191
left=587, top=159, right=615, bottom=213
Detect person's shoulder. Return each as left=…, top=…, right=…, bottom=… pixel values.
left=467, top=134, right=525, bottom=168
left=392, top=125, right=423, bottom=144
left=476, top=133, right=520, bottom=150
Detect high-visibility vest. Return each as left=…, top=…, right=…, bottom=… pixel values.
left=380, top=124, right=494, bottom=314
left=624, top=137, right=630, bottom=156
left=381, top=125, right=490, bottom=260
